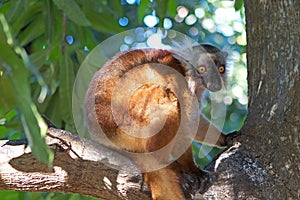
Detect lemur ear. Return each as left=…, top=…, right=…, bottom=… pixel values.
left=221, top=51, right=229, bottom=59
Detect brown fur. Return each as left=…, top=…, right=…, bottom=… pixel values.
left=85, top=47, right=226, bottom=199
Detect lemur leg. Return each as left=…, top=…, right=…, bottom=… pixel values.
left=143, top=163, right=185, bottom=200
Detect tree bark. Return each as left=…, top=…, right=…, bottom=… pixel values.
left=202, top=0, right=300, bottom=199
left=1, top=126, right=210, bottom=199
left=0, top=127, right=151, bottom=199
left=243, top=0, right=300, bottom=198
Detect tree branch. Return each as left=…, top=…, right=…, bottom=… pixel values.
left=0, top=126, right=240, bottom=199
left=0, top=127, right=151, bottom=199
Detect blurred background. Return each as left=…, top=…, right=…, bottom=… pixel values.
left=0, top=0, right=246, bottom=199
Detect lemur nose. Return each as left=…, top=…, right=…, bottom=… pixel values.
left=206, top=82, right=222, bottom=92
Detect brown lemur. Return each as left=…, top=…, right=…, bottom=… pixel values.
left=84, top=42, right=228, bottom=200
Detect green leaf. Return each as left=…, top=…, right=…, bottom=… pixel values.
left=11, top=1, right=42, bottom=36
left=20, top=102, right=54, bottom=164
left=155, top=0, right=168, bottom=22
left=82, top=7, right=124, bottom=33
left=234, top=0, right=244, bottom=11
left=138, top=0, right=151, bottom=23
left=43, top=0, right=55, bottom=45
left=0, top=191, right=20, bottom=200
left=44, top=91, right=62, bottom=127
left=29, top=48, right=52, bottom=70
left=19, top=16, right=44, bottom=46
left=4, top=0, right=23, bottom=23
left=2, top=109, right=17, bottom=123
left=0, top=66, right=17, bottom=115
left=0, top=126, right=21, bottom=140
left=192, top=141, right=226, bottom=170
left=59, top=51, right=75, bottom=129
left=0, top=46, right=53, bottom=165
left=107, top=0, right=122, bottom=16
left=0, top=14, right=53, bottom=166
left=71, top=23, right=97, bottom=50
left=75, top=49, right=88, bottom=64
left=75, top=0, right=104, bottom=13
left=167, top=0, right=177, bottom=17
left=53, top=0, right=91, bottom=26
left=0, top=1, right=11, bottom=15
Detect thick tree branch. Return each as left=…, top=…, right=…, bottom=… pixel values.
left=0, top=127, right=151, bottom=199
left=1, top=125, right=258, bottom=200
left=1, top=124, right=247, bottom=199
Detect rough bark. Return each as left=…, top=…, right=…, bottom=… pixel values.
left=243, top=0, right=300, bottom=198
left=1, top=125, right=213, bottom=199
left=202, top=0, right=300, bottom=199
left=0, top=127, right=151, bottom=199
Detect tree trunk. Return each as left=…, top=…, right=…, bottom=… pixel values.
left=202, top=1, right=300, bottom=199
left=244, top=0, right=300, bottom=198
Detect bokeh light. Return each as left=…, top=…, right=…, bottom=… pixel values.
left=195, top=7, right=205, bottom=19
left=185, top=14, right=197, bottom=25
left=120, top=44, right=129, bottom=51
left=124, top=36, right=134, bottom=44
left=65, top=35, right=74, bottom=45
left=119, top=17, right=129, bottom=27
left=143, top=15, right=159, bottom=27
left=83, top=46, right=89, bottom=52
left=126, top=0, right=136, bottom=5
left=177, top=6, right=189, bottom=18
left=202, top=18, right=216, bottom=32
left=163, top=18, right=173, bottom=29
left=189, top=27, right=199, bottom=36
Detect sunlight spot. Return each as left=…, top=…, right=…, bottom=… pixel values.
left=223, top=96, right=233, bottom=105
left=126, top=0, right=136, bottom=4
left=83, top=46, right=89, bottom=52
left=124, top=36, right=134, bottom=44
left=215, top=8, right=240, bottom=24
left=217, top=24, right=234, bottom=37
left=103, top=177, right=112, bottom=190
left=185, top=14, right=197, bottom=25
left=233, top=21, right=244, bottom=33
left=189, top=27, right=198, bottom=36
left=202, top=18, right=216, bottom=32
left=177, top=6, right=189, bottom=18
left=175, top=15, right=184, bottom=23
left=119, top=17, right=129, bottom=27
left=195, top=7, right=205, bottom=19
left=65, top=35, right=74, bottom=45
left=143, top=15, right=159, bottom=27
left=163, top=18, right=173, bottom=29
left=232, top=85, right=243, bottom=98
left=228, top=36, right=236, bottom=44
left=135, top=27, right=145, bottom=42
left=238, top=95, right=248, bottom=105
left=237, top=31, right=247, bottom=45
left=120, top=44, right=129, bottom=51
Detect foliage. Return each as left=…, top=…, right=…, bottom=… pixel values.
left=0, top=0, right=246, bottom=199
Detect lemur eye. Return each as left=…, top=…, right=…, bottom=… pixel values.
left=198, top=66, right=206, bottom=73
left=218, top=65, right=225, bottom=73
